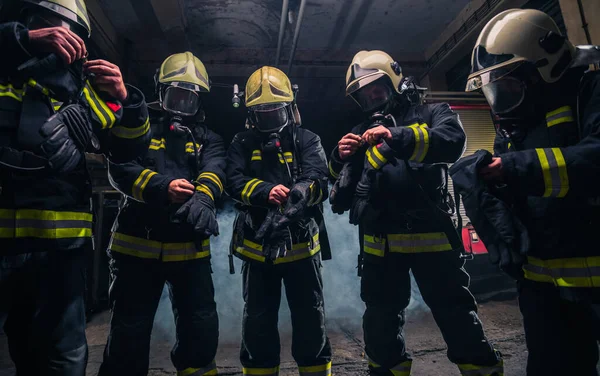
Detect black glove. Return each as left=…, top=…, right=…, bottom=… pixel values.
left=39, top=104, right=92, bottom=173
left=349, top=140, right=396, bottom=225
left=173, top=192, right=219, bottom=237
left=330, top=162, right=357, bottom=215
left=256, top=209, right=292, bottom=262
left=272, top=180, right=315, bottom=231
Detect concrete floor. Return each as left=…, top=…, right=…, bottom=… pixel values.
left=0, top=299, right=527, bottom=376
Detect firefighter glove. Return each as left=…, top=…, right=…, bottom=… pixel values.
left=330, top=162, right=357, bottom=214
left=256, top=209, right=292, bottom=261
left=173, top=191, right=219, bottom=237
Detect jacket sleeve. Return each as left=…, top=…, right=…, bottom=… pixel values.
left=297, top=131, right=329, bottom=205
left=500, top=71, right=600, bottom=198
left=328, top=124, right=363, bottom=182
left=193, top=131, right=226, bottom=201
left=0, top=22, right=33, bottom=72
left=388, top=103, right=466, bottom=164
left=226, top=135, right=276, bottom=207
left=84, top=81, right=151, bottom=163
left=108, top=158, right=175, bottom=205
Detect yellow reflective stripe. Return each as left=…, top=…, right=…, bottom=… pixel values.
left=163, top=251, right=211, bottom=262
left=15, top=227, right=91, bottom=239
left=524, top=256, right=600, bottom=287
left=536, top=148, right=569, bottom=198
left=366, top=146, right=388, bottom=170
left=0, top=83, right=23, bottom=101
left=408, top=123, right=430, bottom=162
left=546, top=106, right=574, bottom=127
left=132, top=169, right=157, bottom=201
left=284, top=152, right=293, bottom=162
left=83, top=86, right=108, bottom=129
left=458, top=360, right=504, bottom=376
left=111, top=117, right=150, bottom=139
left=87, top=82, right=116, bottom=128
left=16, top=209, right=92, bottom=221
left=113, top=232, right=161, bottom=248
left=237, top=235, right=320, bottom=264
left=328, top=161, right=340, bottom=179
left=371, top=145, right=387, bottom=164
left=388, top=232, right=451, bottom=253
left=364, top=234, right=386, bottom=257
left=546, top=106, right=571, bottom=118
left=236, top=245, right=266, bottom=262
left=251, top=150, right=262, bottom=161
left=163, top=239, right=211, bottom=262
left=198, top=172, right=224, bottom=193
left=274, top=244, right=320, bottom=264
left=178, top=364, right=218, bottom=376
left=547, top=116, right=574, bottom=127
left=150, top=138, right=166, bottom=150
left=27, top=79, right=50, bottom=96
left=110, top=233, right=161, bottom=259
left=0, top=209, right=94, bottom=239
left=369, top=359, right=412, bottom=376
left=186, top=142, right=202, bottom=153
left=243, top=366, right=280, bottom=375
left=196, top=184, right=215, bottom=201
left=242, top=179, right=263, bottom=205
left=299, top=362, right=332, bottom=375
left=110, top=243, right=160, bottom=259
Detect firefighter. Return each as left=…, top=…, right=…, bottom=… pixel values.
left=0, top=0, right=150, bottom=374
left=226, top=66, right=332, bottom=376
left=465, top=9, right=600, bottom=375
left=328, top=50, right=503, bottom=376
left=98, top=52, right=225, bottom=376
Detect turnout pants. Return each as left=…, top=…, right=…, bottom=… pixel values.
left=241, top=256, right=332, bottom=376
left=0, top=248, right=88, bottom=376
left=361, top=251, right=502, bottom=376
left=519, top=279, right=600, bottom=376
left=98, top=253, right=218, bottom=376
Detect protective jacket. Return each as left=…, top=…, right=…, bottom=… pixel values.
left=226, top=127, right=328, bottom=265
left=490, top=69, right=600, bottom=290
left=328, top=103, right=466, bottom=259
left=108, top=118, right=226, bottom=262
left=0, top=22, right=150, bottom=252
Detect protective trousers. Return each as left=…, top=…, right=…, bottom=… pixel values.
left=0, top=248, right=88, bottom=376
left=518, top=279, right=600, bottom=376
left=240, top=257, right=332, bottom=376
left=361, top=251, right=502, bottom=376
left=98, top=253, right=218, bottom=376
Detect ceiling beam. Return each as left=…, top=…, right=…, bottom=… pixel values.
left=149, top=0, right=191, bottom=53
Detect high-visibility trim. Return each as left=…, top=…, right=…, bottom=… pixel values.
left=278, top=152, right=293, bottom=164
left=536, top=148, right=569, bottom=198
left=83, top=82, right=116, bottom=129
left=241, top=178, right=264, bottom=205
left=366, top=145, right=387, bottom=170
left=163, top=239, right=210, bottom=262
left=51, top=98, right=62, bottom=111
left=458, top=360, right=504, bottom=376
left=523, top=256, right=600, bottom=288
left=27, top=79, right=50, bottom=96
left=111, top=117, right=150, bottom=139
left=236, top=234, right=320, bottom=264
left=196, top=184, right=215, bottom=201
left=0, top=83, right=23, bottom=101
left=388, top=232, right=451, bottom=253
left=328, top=160, right=340, bottom=179
left=111, top=233, right=211, bottom=261
left=242, top=366, right=280, bottom=375
left=408, top=123, right=430, bottom=162
left=368, top=358, right=412, bottom=376
left=132, top=169, right=158, bottom=201
left=299, top=362, right=332, bottom=375
left=198, top=172, right=224, bottom=193
left=150, top=138, right=166, bottom=150
left=251, top=150, right=262, bottom=161
left=546, top=106, right=574, bottom=127
left=177, top=361, right=218, bottom=375
left=307, top=182, right=323, bottom=206
left=0, top=209, right=93, bottom=239
left=364, top=234, right=386, bottom=257
left=186, top=142, right=202, bottom=153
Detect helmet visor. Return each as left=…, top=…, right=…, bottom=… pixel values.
left=481, top=77, right=526, bottom=114
left=26, top=12, right=71, bottom=30
left=350, top=78, right=393, bottom=112
left=251, top=103, right=289, bottom=132
left=162, top=86, right=200, bottom=116
left=466, top=61, right=525, bottom=92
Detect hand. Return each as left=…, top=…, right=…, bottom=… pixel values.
left=168, top=179, right=195, bottom=203
left=268, top=184, right=290, bottom=205
left=338, top=133, right=362, bottom=160
left=173, top=192, right=219, bottom=237
left=84, top=60, right=128, bottom=101
left=479, top=157, right=504, bottom=183
left=362, top=126, right=392, bottom=146
left=28, top=27, right=86, bottom=65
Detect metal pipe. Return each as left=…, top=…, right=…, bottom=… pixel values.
left=450, top=104, right=491, bottom=110
left=275, top=0, right=290, bottom=67
left=576, top=0, right=593, bottom=45
left=287, top=0, right=308, bottom=75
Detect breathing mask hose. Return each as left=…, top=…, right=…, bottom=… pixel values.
left=170, top=117, right=200, bottom=178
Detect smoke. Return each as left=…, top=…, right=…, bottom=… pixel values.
left=151, top=200, right=429, bottom=346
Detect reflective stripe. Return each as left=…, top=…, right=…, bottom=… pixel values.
left=364, top=234, right=386, bottom=257
left=0, top=83, right=23, bottom=101
left=328, top=160, right=340, bottom=179
left=111, top=233, right=211, bottom=261
left=150, top=138, right=166, bottom=150
left=236, top=234, right=320, bottom=264
left=278, top=152, right=293, bottom=164
left=186, top=142, right=202, bottom=153
left=369, top=358, right=412, bottom=376
left=177, top=361, right=218, bottom=375
left=458, top=360, right=504, bottom=376
left=111, top=117, right=150, bottom=139
left=251, top=150, right=262, bottom=161
left=243, top=366, right=280, bottom=375
left=83, top=82, right=116, bottom=129
left=299, top=362, right=332, bottom=376
left=366, top=145, right=387, bottom=170
left=51, top=98, right=63, bottom=111
left=27, top=79, right=50, bottom=96
left=408, top=123, right=430, bottom=162
left=308, top=182, right=323, bottom=206
left=0, top=209, right=92, bottom=239
left=198, top=172, right=224, bottom=193
left=523, top=256, right=600, bottom=287
left=196, top=184, right=214, bottom=201
left=132, top=169, right=157, bottom=201
left=241, top=178, right=264, bottom=205
left=163, top=239, right=210, bottom=262
left=388, top=232, right=451, bottom=253
left=546, top=106, right=574, bottom=127
left=536, top=148, right=569, bottom=198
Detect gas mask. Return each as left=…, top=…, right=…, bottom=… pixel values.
left=350, top=77, right=394, bottom=114
left=249, top=103, right=292, bottom=133
left=160, top=85, right=202, bottom=117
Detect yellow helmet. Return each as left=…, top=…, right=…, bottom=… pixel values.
left=157, top=52, right=210, bottom=117
left=345, top=50, right=403, bottom=112
left=23, top=0, right=91, bottom=37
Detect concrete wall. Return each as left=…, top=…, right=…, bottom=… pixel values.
left=559, top=0, right=600, bottom=45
